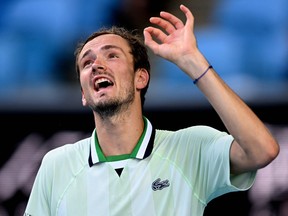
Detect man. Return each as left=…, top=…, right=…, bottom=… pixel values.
left=24, top=4, right=279, bottom=216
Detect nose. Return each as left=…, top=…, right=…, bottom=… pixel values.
left=92, top=58, right=107, bottom=73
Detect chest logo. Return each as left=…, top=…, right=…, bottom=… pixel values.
left=152, top=178, right=170, bottom=191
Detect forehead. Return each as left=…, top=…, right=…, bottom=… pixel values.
left=79, top=34, right=130, bottom=57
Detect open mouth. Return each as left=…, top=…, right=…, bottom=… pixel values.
left=95, top=78, right=114, bottom=91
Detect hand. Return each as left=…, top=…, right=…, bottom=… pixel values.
left=143, top=4, right=199, bottom=69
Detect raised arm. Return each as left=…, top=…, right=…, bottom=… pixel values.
left=143, top=4, right=279, bottom=174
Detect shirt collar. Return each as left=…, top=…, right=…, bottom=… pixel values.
left=88, top=117, right=155, bottom=167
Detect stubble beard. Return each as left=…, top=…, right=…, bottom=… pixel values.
left=90, top=89, right=135, bottom=119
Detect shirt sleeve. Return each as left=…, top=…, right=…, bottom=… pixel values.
left=24, top=152, right=54, bottom=216
left=194, top=126, right=256, bottom=203
left=169, top=125, right=256, bottom=204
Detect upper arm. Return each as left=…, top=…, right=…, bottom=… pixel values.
left=229, top=140, right=251, bottom=174
left=229, top=138, right=279, bottom=175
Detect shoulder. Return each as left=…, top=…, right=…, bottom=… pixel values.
left=154, top=125, right=233, bottom=153
left=155, top=125, right=227, bottom=141
left=42, top=137, right=91, bottom=167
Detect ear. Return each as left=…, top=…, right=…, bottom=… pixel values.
left=135, top=68, right=149, bottom=90
left=81, top=89, right=87, bottom=106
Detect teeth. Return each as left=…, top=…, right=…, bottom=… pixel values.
left=95, top=78, right=113, bottom=91
left=96, top=78, right=111, bottom=84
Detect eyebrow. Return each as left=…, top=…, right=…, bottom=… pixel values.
left=80, top=45, right=125, bottom=62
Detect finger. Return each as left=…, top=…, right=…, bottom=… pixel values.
left=144, top=26, right=167, bottom=44
left=158, top=11, right=184, bottom=30
left=180, top=4, right=195, bottom=29
left=143, top=28, right=160, bottom=54
left=149, top=17, right=176, bottom=35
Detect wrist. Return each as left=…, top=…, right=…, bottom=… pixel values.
left=193, top=65, right=213, bottom=84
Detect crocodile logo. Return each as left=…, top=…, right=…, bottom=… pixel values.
left=152, top=178, right=170, bottom=191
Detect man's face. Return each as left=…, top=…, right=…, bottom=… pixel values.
left=78, top=34, right=136, bottom=117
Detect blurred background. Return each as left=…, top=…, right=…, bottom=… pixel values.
left=0, top=0, right=287, bottom=215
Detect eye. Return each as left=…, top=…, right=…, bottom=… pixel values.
left=83, top=60, right=93, bottom=68
left=108, top=53, right=119, bottom=59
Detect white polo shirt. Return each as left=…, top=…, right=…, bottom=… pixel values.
left=24, top=117, right=256, bottom=216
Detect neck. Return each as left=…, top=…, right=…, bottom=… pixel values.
left=93, top=109, right=145, bottom=157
